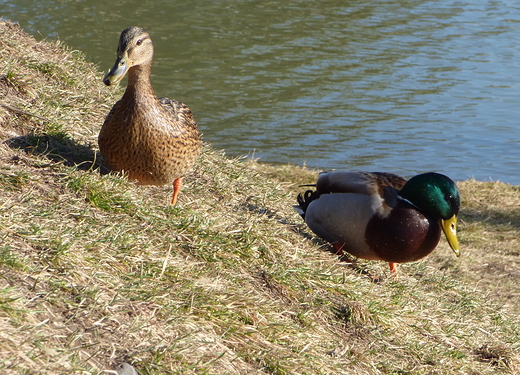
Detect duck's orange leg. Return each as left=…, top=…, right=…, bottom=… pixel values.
left=389, top=262, right=398, bottom=275
left=171, top=177, right=183, bottom=205
left=332, top=243, right=345, bottom=254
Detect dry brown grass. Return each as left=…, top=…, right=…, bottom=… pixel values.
left=1, top=20, right=519, bottom=375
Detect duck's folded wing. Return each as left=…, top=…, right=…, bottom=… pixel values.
left=316, top=170, right=406, bottom=196
left=158, top=97, right=198, bottom=131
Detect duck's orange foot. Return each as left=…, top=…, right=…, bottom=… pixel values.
left=171, top=177, right=183, bottom=205
left=389, top=262, right=398, bottom=275
left=332, top=242, right=356, bottom=267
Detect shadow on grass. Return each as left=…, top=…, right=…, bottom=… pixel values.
left=5, top=133, right=110, bottom=174
left=240, top=200, right=385, bottom=280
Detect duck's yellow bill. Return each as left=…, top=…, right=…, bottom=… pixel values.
left=441, top=215, right=460, bottom=257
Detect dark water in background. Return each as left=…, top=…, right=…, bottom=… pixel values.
left=2, top=0, right=520, bottom=183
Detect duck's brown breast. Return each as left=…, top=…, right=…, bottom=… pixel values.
left=98, top=96, right=201, bottom=185
left=365, top=206, right=442, bottom=263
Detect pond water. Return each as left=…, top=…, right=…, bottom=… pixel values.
left=2, top=0, right=520, bottom=184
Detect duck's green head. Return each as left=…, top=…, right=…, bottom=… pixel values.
left=399, top=172, right=461, bottom=257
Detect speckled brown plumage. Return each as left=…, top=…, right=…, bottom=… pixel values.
left=99, top=26, right=201, bottom=204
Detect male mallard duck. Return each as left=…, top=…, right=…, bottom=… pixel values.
left=99, top=26, right=201, bottom=205
left=295, top=171, right=461, bottom=273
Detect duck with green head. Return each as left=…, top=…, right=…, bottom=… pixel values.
left=294, top=171, right=461, bottom=273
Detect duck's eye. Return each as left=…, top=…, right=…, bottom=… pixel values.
left=136, top=39, right=143, bottom=46
left=444, top=194, right=459, bottom=210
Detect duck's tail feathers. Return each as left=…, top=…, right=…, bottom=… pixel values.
left=293, top=205, right=305, bottom=216
left=294, top=190, right=320, bottom=219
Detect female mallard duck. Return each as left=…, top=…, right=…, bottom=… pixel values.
left=295, top=171, right=461, bottom=273
left=99, top=26, right=201, bottom=205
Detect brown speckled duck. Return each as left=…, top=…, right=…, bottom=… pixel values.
left=294, top=171, right=461, bottom=274
left=99, top=26, right=201, bottom=205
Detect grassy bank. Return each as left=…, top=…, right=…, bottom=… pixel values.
left=1, top=20, right=519, bottom=374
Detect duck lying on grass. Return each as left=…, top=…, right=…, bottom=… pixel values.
left=99, top=26, right=201, bottom=205
left=294, top=171, right=461, bottom=274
